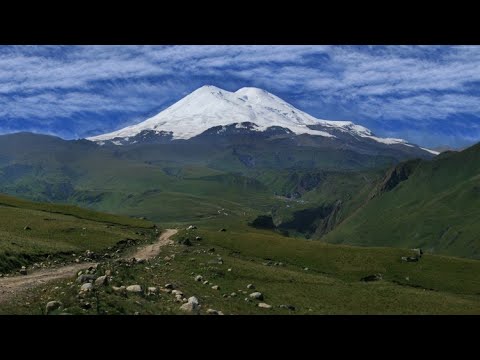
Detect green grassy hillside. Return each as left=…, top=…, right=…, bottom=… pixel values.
left=0, top=193, right=154, bottom=273
left=3, top=220, right=479, bottom=315
left=324, top=144, right=480, bottom=258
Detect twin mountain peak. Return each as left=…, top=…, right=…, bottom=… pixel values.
left=88, top=85, right=438, bottom=156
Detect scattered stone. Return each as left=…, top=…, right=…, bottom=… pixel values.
left=211, top=285, right=220, bottom=290
left=76, top=274, right=97, bottom=284
left=222, top=294, right=228, bottom=298
left=19, top=266, right=27, bottom=276
left=112, top=286, right=126, bottom=293
left=227, top=268, right=232, bottom=272
left=175, top=294, right=183, bottom=302
left=412, top=248, right=423, bottom=257
left=219, top=228, right=226, bottom=232
left=80, top=283, right=93, bottom=292
left=105, top=270, right=112, bottom=276
left=188, top=296, right=199, bottom=306
left=244, top=298, right=251, bottom=302
left=203, top=280, right=209, bottom=285
left=81, top=302, right=92, bottom=310
left=217, top=260, right=224, bottom=265
left=179, top=296, right=200, bottom=313
left=94, top=275, right=108, bottom=287
left=258, top=303, right=272, bottom=309
left=279, top=304, right=296, bottom=311
left=207, top=309, right=221, bottom=315
left=45, top=301, right=63, bottom=314
left=172, top=290, right=184, bottom=296
left=405, top=277, right=410, bottom=281
left=401, top=256, right=419, bottom=262
left=147, top=287, right=157, bottom=295
left=23, top=226, right=31, bottom=231
left=195, top=275, right=203, bottom=282
left=165, top=283, right=174, bottom=289
left=164, top=256, right=172, bottom=261
left=84, top=250, right=95, bottom=259
left=126, top=285, right=143, bottom=293
left=195, top=236, right=202, bottom=241
left=247, top=284, right=255, bottom=289
left=75, top=258, right=80, bottom=263
left=179, top=302, right=198, bottom=313
left=303, top=267, right=309, bottom=271
left=360, top=274, right=383, bottom=282
left=208, top=248, right=215, bottom=253
left=134, top=312, right=140, bottom=315
left=187, top=225, right=197, bottom=230
left=230, top=292, right=237, bottom=297
left=249, top=292, right=263, bottom=300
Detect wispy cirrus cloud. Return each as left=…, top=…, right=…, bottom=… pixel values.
left=0, top=45, right=479, bottom=147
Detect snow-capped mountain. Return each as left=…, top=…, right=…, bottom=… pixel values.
left=88, top=85, right=438, bottom=155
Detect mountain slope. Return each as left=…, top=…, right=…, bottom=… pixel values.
left=88, top=85, right=437, bottom=158
left=323, top=143, right=480, bottom=258
left=0, top=192, right=154, bottom=273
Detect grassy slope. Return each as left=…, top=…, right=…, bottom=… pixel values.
left=0, top=193, right=154, bottom=273
left=3, top=220, right=479, bottom=315
left=323, top=145, right=480, bottom=258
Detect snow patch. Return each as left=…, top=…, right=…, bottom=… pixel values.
left=420, top=147, right=440, bottom=155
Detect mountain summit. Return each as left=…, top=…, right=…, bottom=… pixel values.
left=87, top=85, right=438, bottom=155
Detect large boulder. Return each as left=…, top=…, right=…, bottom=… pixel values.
left=45, top=301, right=63, bottom=314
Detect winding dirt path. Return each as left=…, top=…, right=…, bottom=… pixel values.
left=0, top=228, right=178, bottom=304
left=132, top=228, right=177, bottom=261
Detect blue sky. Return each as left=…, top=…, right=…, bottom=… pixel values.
left=0, top=45, right=479, bottom=148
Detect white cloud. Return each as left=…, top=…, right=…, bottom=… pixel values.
left=0, top=45, right=479, bottom=139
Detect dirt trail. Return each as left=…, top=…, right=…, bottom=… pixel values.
left=0, top=228, right=178, bottom=304
left=132, top=228, right=177, bottom=260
